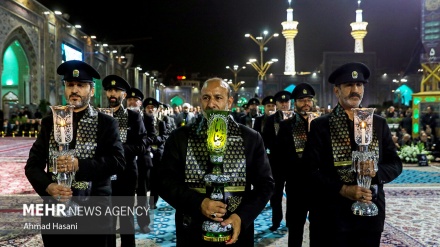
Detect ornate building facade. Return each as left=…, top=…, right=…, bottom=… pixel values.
left=0, top=0, right=142, bottom=119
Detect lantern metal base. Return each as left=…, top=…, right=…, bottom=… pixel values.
left=202, top=221, right=232, bottom=242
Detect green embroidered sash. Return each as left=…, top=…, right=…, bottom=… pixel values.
left=113, top=106, right=129, bottom=143
left=292, top=113, right=308, bottom=155
left=273, top=110, right=284, bottom=135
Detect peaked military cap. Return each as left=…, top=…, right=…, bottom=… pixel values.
left=126, top=87, right=144, bottom=101
left=248, top=98, right=260, bottom=105
left=102, top=75, right=131, bottom=91
left=291, top=83, right=315, bottom=100
left=328, top=62, right=370, bottom=85
left=57, top=60, right=100, bottom=83
left=262, top=96, right=275, bottom=105
left=274, top=90, right=292, bottom=102
left=143, top=97, right=159, bottom=108
left=161, top=103, right=171, bottom=109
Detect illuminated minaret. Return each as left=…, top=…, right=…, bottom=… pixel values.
left=281, top=0, right=298, bottom=75
left=350, top=0, right=368, bottom=53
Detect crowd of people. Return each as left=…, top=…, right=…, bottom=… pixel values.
left=23, top=60, right=406, bottom=247
left=383, top=104, right=440, bottom=159
left=1, top=105, right=43, bottom=136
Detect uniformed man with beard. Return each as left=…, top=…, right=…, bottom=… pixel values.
left=303, top=62, right=402, bottom=246
left=25, top=60, right=125, bottom=246
left=102, top=75, right=148, bottom=247
left=277, top=83, right=316, bottom=246
left=262, top=90, right=293, bottom=231
left=125, top=87, right=155, bottom=233
left=239, top=98, right=261, bottom=128
left=253, top=95, right=276, bottom=134
left=125, top=87, right=144, bottom=113
left=142, top=97, right=169, bottom=210
left=157, top=77, right=274, bottom=246
left=160, top=103, right=177, bottom=132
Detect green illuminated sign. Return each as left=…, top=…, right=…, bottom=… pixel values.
left=414, top=123, right=419, bottom=134
left=425, top=97, right=437, bottom=102
left=413, top=97, right=421, bottom=105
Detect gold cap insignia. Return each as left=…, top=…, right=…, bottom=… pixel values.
left=131, top=92, right=135, bottom=97
left=303, top=89, right=307, bottom=94
left=270, top=99, right=273, bottom=102
left=111, top=80, right=116, bottom=85
left=149, top=100, right=152, bottom=104
left=282, top=95, right=286, bottom=99
left=352, top=71, right=358, bottom=79
left=73, top=69, right=79, bottom=78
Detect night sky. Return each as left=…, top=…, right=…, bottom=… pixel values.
left=38, top=0, right=422, bottom=78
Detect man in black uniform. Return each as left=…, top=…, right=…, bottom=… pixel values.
left=232, top=104, right=246, bottom=122
left=277, top=83, right=316, bottom=246
left=303, top=62, right=402, bottom=246
left=25, top=60, right=126, bottom=246
left=262, top=90, right=293, bottom=231
left=143, top=97, right=169, bottom=210
left=102, top=75, right=148, bottom=247
left=160, top=103, right=177, bottom=132
left=421, top=105, right=439, bottom=141
left=253, top=95, right=276, bottom=134
left=125, top=87, right=154, bottom=233
left=239, top=98, right=261, bottom=128
left=125, top=87, right=144, bottom=112
left=157, top=77, right=274, bottom=246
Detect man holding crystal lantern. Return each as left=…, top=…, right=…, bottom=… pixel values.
left=25, top=60, right=126, bottom=246
left=276, top=82, right=316, bottom=246
left=157, top=77, right=274, bottom=246
left=302, top=62, right=402, bottom=247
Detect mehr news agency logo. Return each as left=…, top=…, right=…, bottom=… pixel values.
left=23, top=203, right=149, bottom=217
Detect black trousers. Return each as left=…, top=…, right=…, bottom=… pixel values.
left=309, top=225, right=382, bottom=247
left=149, top=149, right=163, bottom=208
left=136, top=154, right=153, bottom=227
left=41, top=211, right=113, bottom=247
left=269, top=164, right=287, bottom=227
left=286, top=194, right=308, bottom=247
left=42, top=234, right=112, bottom=247
left=286, top=187, right=309, bottom=247
left=110, top=178, right=136, bottom=247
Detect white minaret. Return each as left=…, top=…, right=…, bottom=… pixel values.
left=281, top=0, right=298, bottom=75
left=350, top=0, right=368, bottom=53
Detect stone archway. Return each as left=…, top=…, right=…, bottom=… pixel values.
left=2, top=91, right=19, bottom=120
left=1, top=27, right=38, bottom=107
